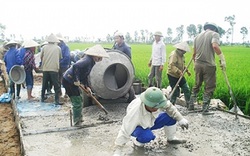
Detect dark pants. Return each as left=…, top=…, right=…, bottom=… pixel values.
left=192, top=62, right=216, bottom=98
left=9, top=75, right=21, bottom=98
left=168, top=74, right=190, bottom=105
left=148, top=66, right=163, bottom=88
left=62, top=78, right=80, bottom=97
left=41, top=71, right=61, bottom=103
left=25, top=70, right=34, bottom=89
left=59, top=67, right=69, bottom=94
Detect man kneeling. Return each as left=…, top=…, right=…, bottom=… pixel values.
left=113, top=87, right=188, bottom=155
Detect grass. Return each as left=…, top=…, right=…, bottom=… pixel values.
left=68, top=43, right=250, bottom=115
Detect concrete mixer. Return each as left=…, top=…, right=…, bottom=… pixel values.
left=82, top=49, right=136, bottom=106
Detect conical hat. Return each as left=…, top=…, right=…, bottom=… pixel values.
left=84, top=45, right=109, bottom=58
left=41, top=41, right=48, bottom=47
left=174, top=42, right=190, bottom=52
left=56, top=33, right=65, bottom=41
left=46, top=33, right=60, bottom=43
left=6, top=40, right=19, bottom=46
left=22, top=40, right=40, bottom=48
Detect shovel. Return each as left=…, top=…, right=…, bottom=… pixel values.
left=221, top=67, right=238, bottom=119
left=79, top=84, right=108, bottom=115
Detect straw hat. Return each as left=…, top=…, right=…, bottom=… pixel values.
left=140, top=87, right=167, bottom=108
left=6, top=40, right=19, bottom=46
left=22, top=40, right=40, bottom=48
left=84, top=44, right=109, bottom=58
left=204, top=22, right=219, bottom=33
left=174, top=41, right=191, bottom=52
left=154, top=31, right=163, bottom=37
left=46, top=33, right=60, bottom=43
left=56, top=33, right=65, bottom=41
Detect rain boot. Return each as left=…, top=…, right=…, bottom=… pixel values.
left=202, top=94, right=214, bottom=115
left=181, top=83, right=191, bottom=108
left=164, top=124, right=187, bottom=144
left=70, top=96, right=83, bottom=126
left=55, top=92, right=63, bottom=105
left=188, top=93, right=197, bottom=110
left=170, top=87, right=180, bottom=105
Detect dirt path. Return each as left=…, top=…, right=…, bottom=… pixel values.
left=0, top=81, right=21, bottom=156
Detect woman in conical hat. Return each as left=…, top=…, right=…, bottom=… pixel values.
left=22, top=40, right=40, bottom=100
left=167, top=41, right=191, bottom=107
left=62, top=44, right=109, bottom=126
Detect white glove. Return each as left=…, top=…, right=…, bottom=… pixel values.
left=113, top=145, right=122, bottom=156
left=74, top=81, right=80, bottom=86
left=218, top=53, right=226, bottom=70
left=178, top=118, right=189, bottom=130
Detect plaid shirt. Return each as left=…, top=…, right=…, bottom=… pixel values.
left=23, top=49, right=35, bottom=71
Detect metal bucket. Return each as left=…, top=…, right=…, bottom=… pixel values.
left=9, top=65, right=26, bottom=84
left=133, top=83, right=142, bottom=95
left=89, top=50, right=134, bottom=99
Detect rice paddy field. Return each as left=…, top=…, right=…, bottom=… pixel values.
left=68, top=43, right=250, bottom=115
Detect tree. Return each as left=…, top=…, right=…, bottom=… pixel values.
left=0, top=23, right=6, bottom=41
left=106, top=34, right=112, bottom=43
left=225, top=15, right=236, bottom=44
left=225, top=28, right=232, bottom=44
left=165, top=27, right=173, bottom=44
left=197, top=24, right=203, bottom=34
left=140, top=29, right=145, bottom=43
left=186, top=24, right=197, bottom=42
left=125, top=32, right=132, bottom=43
left=240, top=27, right=248, bottom=44
left=218, top=26, right=226, bottom=38
left=174, top=25, right=184, bottom=43
left=149, top=32, right=154, bottom=43
left=134, top=31, right=138, bottom=43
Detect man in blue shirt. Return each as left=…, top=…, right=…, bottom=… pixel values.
left=56, top=33, right=71, bottom=96
left=113, top=32, right=135, bottom=102
left=113, top=32, right=131, bottom=59
left=63, top=45, right=109, bottom=126
left=4, top=40, right=22, bottom=98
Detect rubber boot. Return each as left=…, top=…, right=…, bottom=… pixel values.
left=70, top=96, right=83, bottom=126
left=202, top=94, right=214, bottom=115
left=164, top=124, right=187, bottom=144
left=170, top=87, right=180, bottom=105
left=55, top=92, right=63, bottom=105
left=181, top=83, right=191, bottom=108
left=188, top=93, right=197, bottom=110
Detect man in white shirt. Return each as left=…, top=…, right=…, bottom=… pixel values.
left=113, top=87, right=188, bottom=156
left=148, top=31, right=166, bottom=88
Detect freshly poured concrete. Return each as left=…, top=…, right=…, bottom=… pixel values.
left=15, top=85, right=250, bottom=156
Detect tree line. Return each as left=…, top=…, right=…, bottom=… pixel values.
left=0, top=15, right=249, bottom=45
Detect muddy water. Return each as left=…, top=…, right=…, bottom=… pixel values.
left=12, top=83, right=250, bottom=156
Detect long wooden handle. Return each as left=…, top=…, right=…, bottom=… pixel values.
left=79, top=85, right=108, bottom=115
left=222, top=69, right=238, bottom=119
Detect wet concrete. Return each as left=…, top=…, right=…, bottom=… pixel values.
left=14, top=84, right=250, bottom=156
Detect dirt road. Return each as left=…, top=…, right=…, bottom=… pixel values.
left=0, top=81, right=21, bottom=156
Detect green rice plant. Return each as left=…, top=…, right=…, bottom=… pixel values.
left=68, top=43, right=250, bottom=115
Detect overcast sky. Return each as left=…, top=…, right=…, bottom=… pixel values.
left=0, top=0, right=249, bottom=42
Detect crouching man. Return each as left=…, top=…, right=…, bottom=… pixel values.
left=113, top=87, right=188, bottom=156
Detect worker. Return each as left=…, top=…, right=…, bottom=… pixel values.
left=188, top=22, right=226, bottom=115
left=62, top=44, right=109, bottom=126
left=148, top=31, right=166, bottom=88
left=167, top=41, right=191, bottom=107
left=113, top=87, right=188, bottom=156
